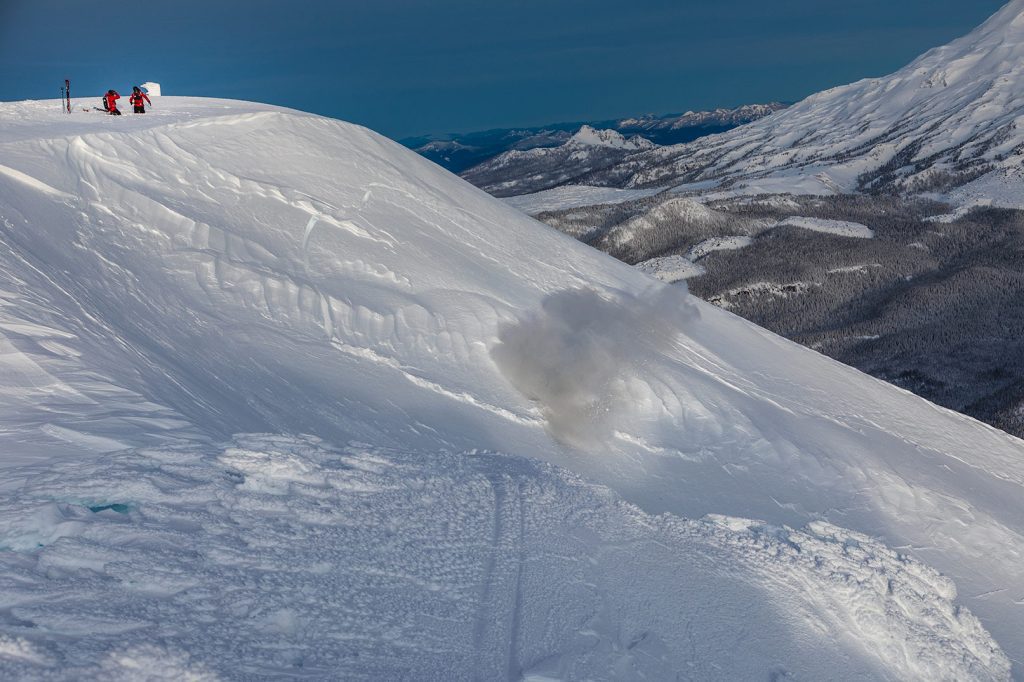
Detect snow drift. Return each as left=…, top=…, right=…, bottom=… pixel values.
left=0, top=96, right=1022, bottom=679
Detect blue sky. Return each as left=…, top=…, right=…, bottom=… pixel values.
left=0, top=0, right=1007, bottom=138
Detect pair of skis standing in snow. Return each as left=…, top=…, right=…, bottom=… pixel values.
left=102, top=86, right=150, bottom=115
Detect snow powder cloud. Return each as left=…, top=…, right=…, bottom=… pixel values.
left=491, top=284, right=699, bottom=448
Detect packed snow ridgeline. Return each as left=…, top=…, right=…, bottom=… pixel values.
left=0, top=97, right=1021, bottom=679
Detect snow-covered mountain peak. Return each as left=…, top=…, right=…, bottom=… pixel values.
left=897, top=0, right=1024, bottom=89
left=569, top=124, right=655, bottom=150
left=606, top=0, right=1024, bottom=208
left=1, top=96, right=1023, bottom=678
left=823, top=0, right=1024, bottom=100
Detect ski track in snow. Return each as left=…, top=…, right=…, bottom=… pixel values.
left=0, top=435, right=1009, bottom=681
left=0, top=97, right=1022, bottom=679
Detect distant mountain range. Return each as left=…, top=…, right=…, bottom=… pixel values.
left=400, top=103, right=787, bottom=173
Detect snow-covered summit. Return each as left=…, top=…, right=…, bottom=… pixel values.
left=568, top=124, right=655, bottom=150
left=461, top=124, right=658, bottom=197
left=0, top=96, right=1022, bottom=678
left=607, top=0, right=1024, bottom=207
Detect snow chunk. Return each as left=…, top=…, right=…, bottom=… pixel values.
left=0, top=636, right=52, bottom=668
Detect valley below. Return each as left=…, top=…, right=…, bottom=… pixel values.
left=524, top=192, right=1024, bottom=438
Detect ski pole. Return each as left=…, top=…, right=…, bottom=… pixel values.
left=66, top=79, right=71, bottom=114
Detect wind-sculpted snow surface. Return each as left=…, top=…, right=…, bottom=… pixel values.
left=0, top=97, right=1023, bottom=677
left=0, top=435, right=1009, bottom=680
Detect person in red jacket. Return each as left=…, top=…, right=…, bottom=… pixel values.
left=103, top=90, right=121, bottom=115
left=129, top=86, right=151, bottom=114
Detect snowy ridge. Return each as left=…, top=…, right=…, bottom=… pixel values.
left=567, top=125, right=655, bottom=151
left=668, top=103, right=786, bottom=128
left=0, top=97, right=1023, bottom=678
left=603, top=0, right=1024, bottom=207
left=601, top=197, right=730, bottom=250
left=618, top=103, right=789, bottom=130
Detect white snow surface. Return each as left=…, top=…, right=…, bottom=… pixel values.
left=0, top=97, right=1023, bottom=679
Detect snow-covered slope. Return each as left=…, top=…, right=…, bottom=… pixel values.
left=1, top=97, right=1023, bottom=679
left=589, top=0, right=1024, bottom=207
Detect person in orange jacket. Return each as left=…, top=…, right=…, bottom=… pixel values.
left=129, top=86, right=152, bottom=114
left=103, top=90, right=121, bottom=115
